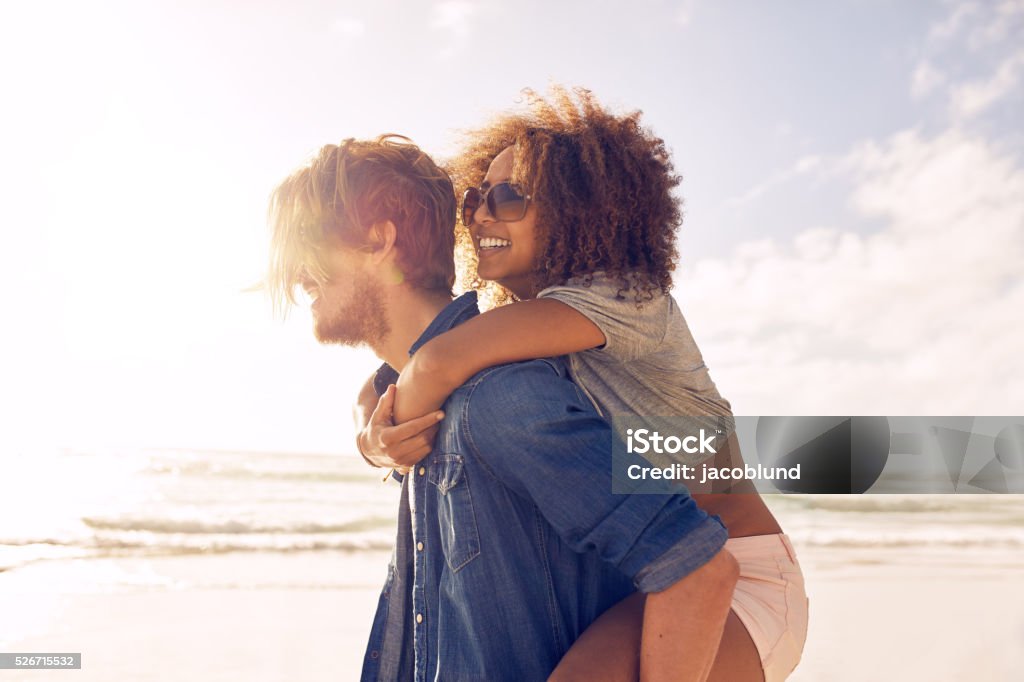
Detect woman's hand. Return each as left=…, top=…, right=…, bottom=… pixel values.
left=357, top=384, right=445, bottom=469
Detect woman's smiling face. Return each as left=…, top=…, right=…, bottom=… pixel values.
left=468, top=147, right=540, bottom=298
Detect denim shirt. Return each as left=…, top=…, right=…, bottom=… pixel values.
left=361, top=293, right=727, bottom=682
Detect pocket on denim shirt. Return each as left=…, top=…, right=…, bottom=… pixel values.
left=427, top=454, right=481, bottom=573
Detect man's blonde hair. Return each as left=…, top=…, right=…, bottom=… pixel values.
left=267, top=135, right=456, bottom=315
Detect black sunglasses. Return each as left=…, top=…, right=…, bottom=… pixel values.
left=461, top=182, right=532, bottom=227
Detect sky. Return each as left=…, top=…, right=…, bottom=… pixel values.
left=0, top=0, right=1022, bottom=456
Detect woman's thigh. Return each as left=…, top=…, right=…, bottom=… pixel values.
left=707, top=610, right=764, bottom=682
left=548, top=592, right=643, bottom=681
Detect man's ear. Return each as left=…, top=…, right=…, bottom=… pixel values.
left=367, top=220, right=398, bottom=265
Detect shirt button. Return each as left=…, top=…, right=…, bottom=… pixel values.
left=370, top=651, right=379, bottom=660
left=416, top=613, right=423, bottom=624
left=418, top=467, right=426, bottom=476
left=417, top=542, right=424, bottom=551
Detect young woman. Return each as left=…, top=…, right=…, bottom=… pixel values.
left=356, top=88, right=808, bottom=682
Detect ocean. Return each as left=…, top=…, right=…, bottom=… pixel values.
left=4, top=447, right=1024, bottom=583
left=0, top=447, right=400, bottom=583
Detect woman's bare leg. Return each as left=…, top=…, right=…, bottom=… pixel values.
left=549, top=595, right=763, bottom=682
left=549, top=593, right=644, bottom=682
left=706, top=610, right=763, bottom=682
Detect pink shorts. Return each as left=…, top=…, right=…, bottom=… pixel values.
left=725, top=533, right=809, bottom=682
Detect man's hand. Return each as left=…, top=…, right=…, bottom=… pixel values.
left=356, top=384, right=444, bottom=469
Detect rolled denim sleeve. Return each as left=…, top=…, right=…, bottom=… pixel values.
left=372, top=362, right=399, bottom=396
left=463, top=360, right=727, bottom=592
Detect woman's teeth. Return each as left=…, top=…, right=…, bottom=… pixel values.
left=479, top=237, right=512, bottom=250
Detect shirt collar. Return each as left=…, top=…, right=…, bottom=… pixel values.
left=408, top=291, right=479, bottom=356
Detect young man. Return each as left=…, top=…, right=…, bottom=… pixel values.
left=267, top=135, right=738, bottom=682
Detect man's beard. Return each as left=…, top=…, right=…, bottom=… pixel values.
left=313, top=278, right=390, bottom=348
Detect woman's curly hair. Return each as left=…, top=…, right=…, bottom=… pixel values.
left=448, top=86, right=682, bottom=304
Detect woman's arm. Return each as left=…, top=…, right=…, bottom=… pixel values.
left=393, top=298, right=605, bottom=423
left=353, top=372, right=445, bottom=469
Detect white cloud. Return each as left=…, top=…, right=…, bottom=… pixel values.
left=918, top=2, right=1024, bottom=121
left=911, top=60, right=946, bottom=99
left=949, top=49, right=1024, bottom=119
left=413, top=0, right=1024, bottom=420
left=928, top=2, right=979, bottom=42
left=967, top=0, right=1024, bottom=49
left=680, top=129, right=1024, bottom=415
left=925, top=0, right=1024, bottom=51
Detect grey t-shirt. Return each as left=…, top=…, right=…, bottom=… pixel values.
left=538, top=274, right=733, bottom=447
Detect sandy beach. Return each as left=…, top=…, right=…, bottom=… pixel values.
left=2, top=540, right=1023, bottom=681
left=0, top=551, right=387, bottom=681
left=790, top=547, right=1024, bottom=681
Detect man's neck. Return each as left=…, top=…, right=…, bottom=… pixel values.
left=372, top=287, right=453, bottom=371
